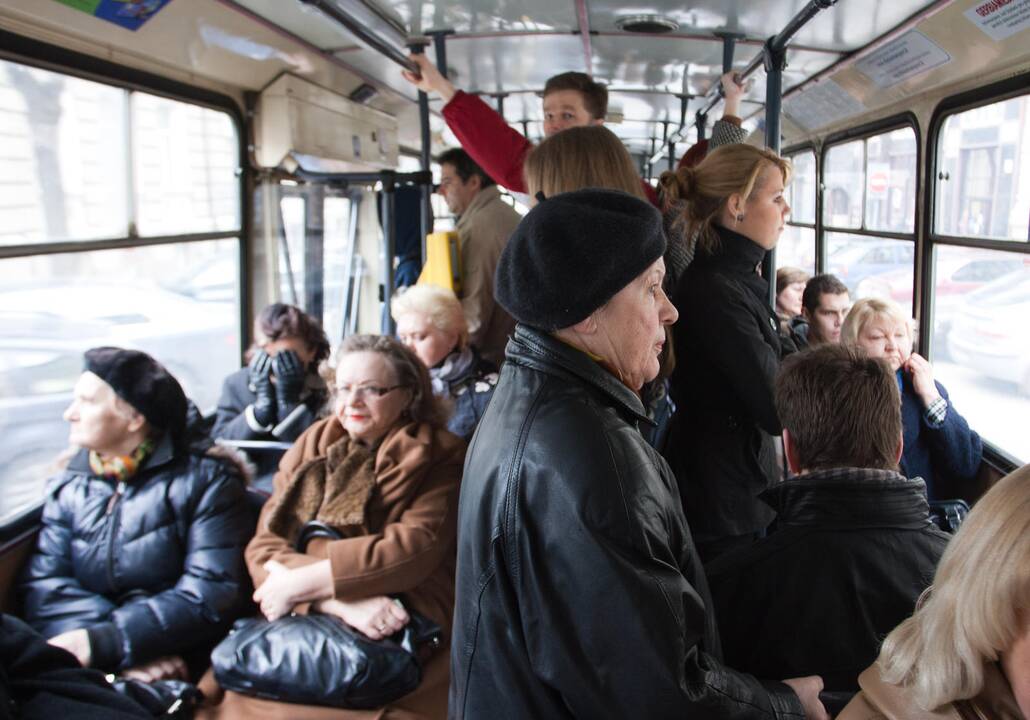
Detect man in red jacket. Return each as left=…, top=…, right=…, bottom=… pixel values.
left=403, top=55, right=660, bottom=205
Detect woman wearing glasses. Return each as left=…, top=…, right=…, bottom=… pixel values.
left=199, top=334, right=465, bottom=719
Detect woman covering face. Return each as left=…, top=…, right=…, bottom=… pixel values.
left=841, top=297, right=982, bottom=499
left=212, top=303, right=331, bottom=486
left=199, top=334, right=465, bottom=720
left=392, top=284, right=499, bottom=441
left=451, top=188, right=828, bottom=720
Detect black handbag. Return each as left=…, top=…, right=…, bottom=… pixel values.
left=210, top=521, right=444, bottom=709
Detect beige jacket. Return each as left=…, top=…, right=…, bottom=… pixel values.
left=839, top=664, right=1023, bottom=720
left=455, top=185, right=521, bottom=366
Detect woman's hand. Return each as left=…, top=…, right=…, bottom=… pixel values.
left=313, top=596, right=410, bottom=641
left=904, top=352, right=941, bottom=408
left=401, top=54, right=457, bottom=102
left=48, top=628, right=92, bottom=667
left=783, top=676, right=830, bottom=720
left=720, top=71, right=749, bottom=118
left=253, top=560, right=333, bottom=621
left=272, top=349, right=305, bottom=413
left=248, top=349, right=277, bottom=427
left=123, top=655, right=188, bottom=683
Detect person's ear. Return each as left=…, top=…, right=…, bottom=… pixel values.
left=126, top=410, right=147, bottom=435
left=726, top=192, right=746, bottom=220
left=570, top=312, right=598, bottom=336
left=783, top=428, right=803, bottom=475
left=591, top=117, right=605, bottom=126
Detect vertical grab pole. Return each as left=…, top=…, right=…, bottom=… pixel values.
left=409, top=40, right=433, bottom=264
left=381, top=171, right=397, bottom=335
left=763, top=37, right=787, bottom=308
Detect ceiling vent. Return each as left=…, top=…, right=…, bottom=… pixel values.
left=615, top=14, right=679, bottom=34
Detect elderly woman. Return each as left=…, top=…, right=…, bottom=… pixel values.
left=838, top=462, right=1030, bottom=719
left=18, top=347, right=251, bottom=682
left=658, top=144, right=794, bottom=562
left=213, top=303, right=331, bottom=483
left=451, top=188, right=828, bottom=719
left=391, top=284, right=498, bottom=441
left=199, top=334, right=465, bottom=719
left=841, top=297, right=982, bottom=499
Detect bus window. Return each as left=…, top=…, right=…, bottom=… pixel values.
left=825, top=232, right=915, bottom=318
left=0, top=239, right=241, bottom=524
left=935, top=94, right=1030, bottom=241
left=823, top=140, right=864, bottom=229
left=0, top=58, right=128, bottom=246
left=865, top=128, right=916, bottom=234
left=279, top=193, right=307, bottom=306
left=132, top=93, right=241, bottom=236
left=323, top=194, right=355, bottom=347
left=779, top=150, right=816, bottom=274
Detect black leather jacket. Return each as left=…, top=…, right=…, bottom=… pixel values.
left=450, top=325, right=804, bottom=719
left=18, top=431, right=252, bottom=672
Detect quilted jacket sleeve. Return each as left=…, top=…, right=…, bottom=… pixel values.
left=925, top=381, right=983, bottom=484
left=95, top=466, right=250, bottom=669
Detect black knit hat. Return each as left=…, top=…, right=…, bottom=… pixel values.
left=495, top=188, right=666, bottom=331
left=83, top=347, right=188, bottom=444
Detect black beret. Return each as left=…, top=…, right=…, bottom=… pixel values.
left=84, top=347, right=188, bottom=444
left=495, top=188, right=666, bottom=331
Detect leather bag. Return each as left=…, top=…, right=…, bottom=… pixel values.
left=210, top=521, right=443, bottom=709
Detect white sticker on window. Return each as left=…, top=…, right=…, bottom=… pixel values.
left=964, top=0, right=1030, bottom=41
left=854, top=30, right=951, bottom=89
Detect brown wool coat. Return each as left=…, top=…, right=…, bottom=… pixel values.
left=199, top=416, right=466, bottom=720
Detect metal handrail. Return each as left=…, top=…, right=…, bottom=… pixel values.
left=298, top=0, right=417, bottom=74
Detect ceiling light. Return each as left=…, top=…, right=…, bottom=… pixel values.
left=615, top=15, right=679, bottom=34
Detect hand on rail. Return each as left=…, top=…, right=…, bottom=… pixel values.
left=720, top=71, right=750, bottom=119
left=783, top=675, right=831, bottom=720
left=402, top=53, right=457, bottom=102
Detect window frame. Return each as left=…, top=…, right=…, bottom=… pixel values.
left=922, top=74, right=1030, bottom=470
left=0, top=29, right=250, bottom=529
left=780, top=144, right=818, bottom=276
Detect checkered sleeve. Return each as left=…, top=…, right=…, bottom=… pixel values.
left=924, top=395, right=948, bottom=427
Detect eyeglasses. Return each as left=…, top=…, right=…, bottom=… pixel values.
left=335, top=383, right=406, bottom=400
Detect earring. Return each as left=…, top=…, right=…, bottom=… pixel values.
left=736, top=213, right=745, bottom=222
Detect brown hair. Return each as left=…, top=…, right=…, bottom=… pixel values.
left=775, top=344, right=902, bottom=472
left=802, top=274, right=849, bottom=314
left=323, top=334, right=450, bottom=428
left=776, top=266, right=810, bottom=296
left=658, top=144, right=792, bottom=255
left=524, top=126, right=645, bottom=201
left=248, top=303, right=331, bottom=365
left=543, top=72, right=608, bottom=120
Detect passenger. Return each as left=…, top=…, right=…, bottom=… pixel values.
left=18, top=347, right=251, bottom=681
left=705, top=344, right=949, bottom=693
left=790, top=274, right=851, bottom=349
left=213, top=303, right=331, bottom=484
left=405, top=54, right=750, bottom=208
left=659, top=144, right=793, bottom=562
left=775, top=266, right=809, bottom=332
left=841, top=297, right=982, bottom=499
left=452, top=188, right=828, bottom=719
left=435, top=148, right=522, bottom=367
left=199, top=334, right=465, bottom=719
left=838, top=462, right=1030, bottom=719
left=391, top=284, right=498, bottom=441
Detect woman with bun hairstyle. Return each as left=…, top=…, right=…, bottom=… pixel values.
left=659, top=144, right=793, bottom=563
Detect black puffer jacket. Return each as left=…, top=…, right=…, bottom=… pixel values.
left=705, top=468, right=949, bottom=692
left=18, top=430, right=252, bottom=672
left=667, top=225, right=787, bottom=545
left=450, top=325, right=804, bottom=719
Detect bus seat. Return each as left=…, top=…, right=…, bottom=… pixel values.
left=417, top=231, right=462, bottom=295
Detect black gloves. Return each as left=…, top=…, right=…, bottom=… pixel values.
left=272, top=349, right=305, bottom=418
left=248, top=349, right=277, bottom=427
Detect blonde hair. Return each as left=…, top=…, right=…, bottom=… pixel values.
left=524, top=126, right=645, bottom=201
left=839, top=297, right=912, bottom=348
left=876, top=464, right=1030, bottom=710
left=390, top=284, right=469, bottom=350
left=658, top=144, right=792, bottom=255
